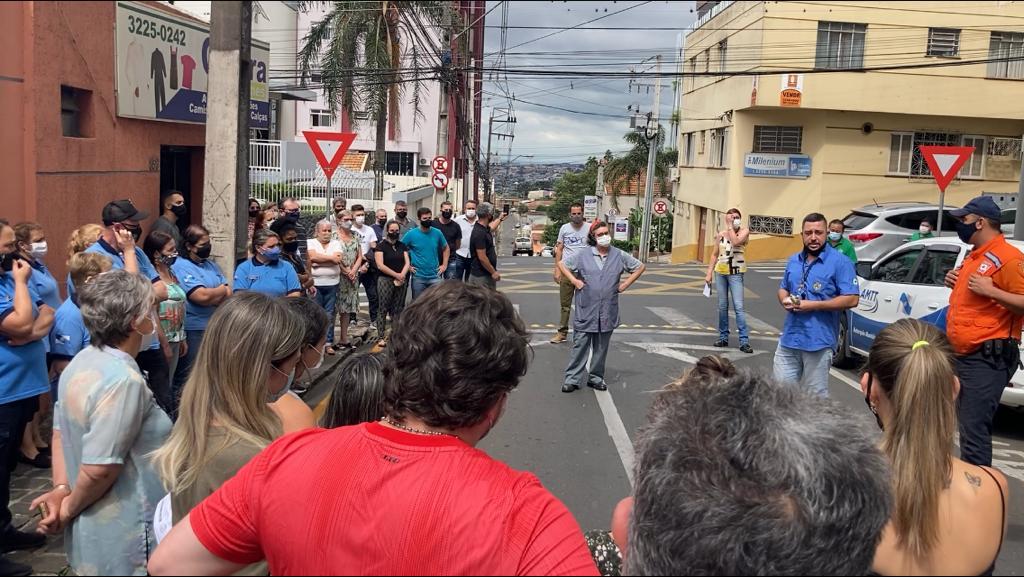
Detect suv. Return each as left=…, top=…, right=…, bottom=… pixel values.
left=513, top=237, right=534, bottom=256
left=841, top=202, right=959, bottom=264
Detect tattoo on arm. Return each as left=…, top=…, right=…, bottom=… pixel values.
left=965, top=471, right=982, bottom=490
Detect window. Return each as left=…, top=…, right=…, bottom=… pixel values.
left=884, top=209, right=957, bottom=232
left=927, top=28, right=960, bottom=57
left=310, top=108, right=333, bottom=127
left=962, top=135, right=986, bottom=178
left=815, top=21, right=866, bottom=70
left=888, top=133, right=913, bottom=175
left=687, top=57, right=696, bottom=90
left=717, top=40, right=728, bottom=72
left=910, top=131, right=961, bottom=176
left=710, top=128, right=728, bottom=167
left=988, top=31, right=1024, bottom=79
left=703, top=49, right=710, bottom=73
left=911, top=247, right=961, bottom=286
left=753, top=126, right=802, bottom=154
left=61, top=85, right=92, bottom=138
left=385, top=152, right=415, bottom=175
left=843, top=212, right=878, bottom=230
left=749, top=215, right=794, bottom=236
left=684, top=133, right=695, bottom=165
left=873, top=247, right=924, bottom=283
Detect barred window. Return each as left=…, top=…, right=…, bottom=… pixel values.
left=753, top=126, right=802, bottom=154
left=749, top=215, right=794, bottom=236
left=815, top=21, right=866, bottom=70
left=927, top=28, right=960, bottom=57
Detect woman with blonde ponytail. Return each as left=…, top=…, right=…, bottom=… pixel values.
left=864, top=318, right=1008, bottom=576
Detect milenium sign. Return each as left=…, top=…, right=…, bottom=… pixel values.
left=743, top=152, right=812, bottom=179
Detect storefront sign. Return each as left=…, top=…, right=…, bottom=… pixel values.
left=743, top=153, right=812, bottom=179
left=115, top=1, right=269, bottom=128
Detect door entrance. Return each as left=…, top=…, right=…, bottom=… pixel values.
left=160, top=146, right=194, bottom=227
left=697, top=207, right=708, bottom=262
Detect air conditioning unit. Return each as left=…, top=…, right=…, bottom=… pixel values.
left=418, top=158, right=429, bottom=166
left=670, top=167, right=680, bottom=182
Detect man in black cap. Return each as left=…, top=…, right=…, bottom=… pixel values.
left=83, top=200, right=175, bottom=415
left=945, top=195, right=1024, bottom=466
left=151, top=190, right=186, bottom=250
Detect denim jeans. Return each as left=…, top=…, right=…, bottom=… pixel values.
left=445, top=256, right=464, bottom=281
left=716, top=273, right=749, bottom=345
left=411, top=276, right=443, bottom=300
left=773, top=343, right=833, bottom=397
left=564, top=331, right=614, bottom=388
left=314, top=284, right=339, bottom=344
left=173, top=329, right=205, bottom=407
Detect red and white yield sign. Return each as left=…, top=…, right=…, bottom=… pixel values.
left=431, top=156, right=449, bottom=174
left=302, top=131, right=357, bottom=180
left=653, top=199, right=670, bottom=216
left=919, top=145, right=976, bottom=193
left=432, top=172, right=450, bottom=190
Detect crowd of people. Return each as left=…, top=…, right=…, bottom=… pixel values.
left=0, top=192, right=1016, bottom=576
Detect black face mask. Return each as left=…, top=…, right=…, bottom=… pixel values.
left=387, top=232, right=399, bottom=241
left=284, top=211, right=301, bottom=222
left=378, top=218, right=387, bottom=227
left=195, top=244, right=212, bottom=260
left=160, top=254, right=178, bottom=267
left=420, top=220, right=432, bottom=229
left=396, top=211, right=408, bottom=220
left=283, top=241, right=300, bottom=254
left=125, top=226, right=143, bottom=243
left=170, top=204, right=187, bottom=219
left=441, top=210, right=453, bottom=220
left=0, top=253, right=14, bottom=273
left=249, top=209, right=261, bottom=218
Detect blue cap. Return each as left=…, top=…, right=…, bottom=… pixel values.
left=950, top=196, right=1001, bottom=222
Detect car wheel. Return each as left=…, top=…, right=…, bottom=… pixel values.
left=832, top=315, right=856, bottom=369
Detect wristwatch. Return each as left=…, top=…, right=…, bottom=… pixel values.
left=54, top=484, right=71, bottom=494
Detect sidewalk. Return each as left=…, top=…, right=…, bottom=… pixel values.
left=9, top=325, right=372, bottom=575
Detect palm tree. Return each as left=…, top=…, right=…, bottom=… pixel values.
left=298, top=1, right=449, bottom=197
left=604, top=128, right=676, bottom=211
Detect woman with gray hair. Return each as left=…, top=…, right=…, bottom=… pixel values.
left=307, top=219, right=343, bottom=354
left=31, top=269, right=173, bottom=575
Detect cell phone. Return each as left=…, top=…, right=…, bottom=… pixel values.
left=503, top=204, right=511, bottom=216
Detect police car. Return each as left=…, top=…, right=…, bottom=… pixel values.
left=837, top=237, right=1024, bottom=408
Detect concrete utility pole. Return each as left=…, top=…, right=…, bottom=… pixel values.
left=204, top=0, right=252, bottom=273
left=1014, top=135, right=1024, bottom=240
left=638, top=54, right=662, bottom=264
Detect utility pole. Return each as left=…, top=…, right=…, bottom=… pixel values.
left=638, top=54, right=662, bottom=264
left=481, top=107, right=515, bottom=203
left=1014, top=135, right=1024, bottom=240
left=204, top=1, right=252, bottom=273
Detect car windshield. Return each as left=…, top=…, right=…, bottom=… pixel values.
left=843, top=212, right=877, bottom=230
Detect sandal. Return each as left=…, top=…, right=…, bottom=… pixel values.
left=325, top=345, right=336, bottom=356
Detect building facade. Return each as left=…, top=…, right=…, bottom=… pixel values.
left=672, top=0, right=1024, bottom=263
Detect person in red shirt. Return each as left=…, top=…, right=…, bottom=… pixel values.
left=149, top=282, right=598, bottom=577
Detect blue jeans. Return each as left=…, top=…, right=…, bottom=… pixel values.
left=446, top=256, right=465, bottom=281
left=314, top=284, right=338, bottom=344
left=411, top=276, right=442, bottom=300
left=773, top=343, right=833, bottom=397
left=716, top=273, right=749, bottom=345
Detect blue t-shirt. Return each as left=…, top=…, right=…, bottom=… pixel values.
left=233, top=257, right=302, bottom=298
left=401, top=226, right=448, bottom=279
left=29, top=261, right=61, bottom=310
left=0, top=274, right=49, bottom=404
left=82, top=239, right=162, bottom=351
left=779, top=245, right=859, bottom=352
left=50, top=298, right=90, bottom=360
left=171, top=258, right=228, bottom=332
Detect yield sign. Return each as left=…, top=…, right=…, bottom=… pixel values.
left=302, top=131, right=357, bottom=180
left=919, top=145, right=976, bottom=193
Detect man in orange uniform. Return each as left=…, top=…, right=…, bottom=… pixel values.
left=945, top=196, right=1024, bottom=466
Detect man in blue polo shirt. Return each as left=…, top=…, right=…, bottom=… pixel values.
left=402, top=207, right=449, bottom=300
left=84, top=200, right=174, bottom=414
left=774, top=212, right=860, bottom=397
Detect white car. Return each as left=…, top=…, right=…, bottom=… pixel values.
left=839, top=237, right=1024, bottom=408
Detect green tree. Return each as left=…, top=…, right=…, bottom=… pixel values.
left=299, top=1, right=450, bottom=197
left=604, top=127, right=677, bottom=210
left=542, top=158, right=599, bottom=246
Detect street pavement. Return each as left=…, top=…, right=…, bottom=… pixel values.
left=488, top=215, right=1024, bottom=575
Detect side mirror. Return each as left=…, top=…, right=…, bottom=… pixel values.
left=856, top=261, right=873, bottom=280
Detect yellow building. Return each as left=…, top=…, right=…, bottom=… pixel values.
left=672, top=0, right=1024, bottom=263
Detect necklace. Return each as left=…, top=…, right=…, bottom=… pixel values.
left=381, top=416, right=459, bottom=439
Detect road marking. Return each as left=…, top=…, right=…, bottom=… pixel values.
left=646, top=306, right=704, bottom=330
left=769, top=276, right=784, bottom=280
left=744, top=313, right=778, bottom=334
left=526, top=324, right=779, bottom=338
left=829, top=368, right=863, bottom=392
left=594, top=389, right=635, bottom=487
left=626, top=341, right=768, bottom=363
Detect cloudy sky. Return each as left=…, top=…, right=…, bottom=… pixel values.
left=482, top=1, right=697, bottom=164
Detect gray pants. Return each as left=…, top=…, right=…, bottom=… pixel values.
left=467, top=274, right=497, bottom=290
left=564, top=330, right=614, bottom=388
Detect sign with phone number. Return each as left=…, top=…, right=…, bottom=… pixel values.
left=126, top=14, right=186, bottom=46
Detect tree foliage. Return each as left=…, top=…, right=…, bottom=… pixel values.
left=542, top=159, right=599, bottom=246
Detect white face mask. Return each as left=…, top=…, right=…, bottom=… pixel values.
left=597, top=235, right=613, bottom=248
left=340, top=221, right=353, bottom=231
left=355, top=216, right=365, bottom=226
left=465, top=209, right=477, bottom=219
left=920, top=225, right=931, bottom=234
left=30, top=242, right=48, bottom=260
left=732, top=219, right=742, bottom=230
left=304, top=344, right=325, bottom=372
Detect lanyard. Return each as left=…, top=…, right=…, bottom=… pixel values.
left=797, top=255, right=818, bottom=298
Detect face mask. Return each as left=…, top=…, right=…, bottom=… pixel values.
left=269, top=364, right=296, bottom=401
left=261, top=247, right=282, bottom=261
left=284, top=210, right=300, bottom=222
left=420, top=220, right=432, bottom=229
left=30, top=242, right=48, bottom=260
left=387, top=232, right=399, bottom=241
left=955, top=220, right=979, bottom=244
left=377, top=218, right=387, bottom=227
left=283, top=241, right=300, bottom=254
left=304, top=344, right=325, bottom=371
left=828, top=232, right=842, bottom=243
left=597, top=235, right=613, bottom=248
left=195, top=244, right=212, bottom=260
left=733, top=219, right=742, bottom=230
left=441, top=210, right=453, bottom=220
left=355, top=215, right=366, bottom=226
left=0, top=253, right=14, bottom=273
left=465, top=209, right=477, bottom=219
left=135, top=314, right=157, bottom=338
left=396, top=211, right=408, bottom=220
left=571, top=215, right=584, bottom=225
left=249, top=208, right=261, bottom=218
left=123, top=225, right=143, bottom=242
left=170, top=204, right=187, bottom=219
left=340, top=221, right=353, bottom=231
left=160, top=254, right=178, bottom=267
left=920, top=225, right=931, bottom=235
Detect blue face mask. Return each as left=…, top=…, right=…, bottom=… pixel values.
left=828, top=232, right=842, bottom=243
left=261, top=247, right=282, bottom=262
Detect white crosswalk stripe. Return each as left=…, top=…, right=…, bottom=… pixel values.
left=744, top=313, right=779, bottom=334
left=646, top=306, right=709, bottom=330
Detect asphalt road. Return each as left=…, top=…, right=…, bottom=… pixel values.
left=484, top=216, right=1024, bottom=574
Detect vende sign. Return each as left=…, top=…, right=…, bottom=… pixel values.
left=115, top=1, right=270, bottom=128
